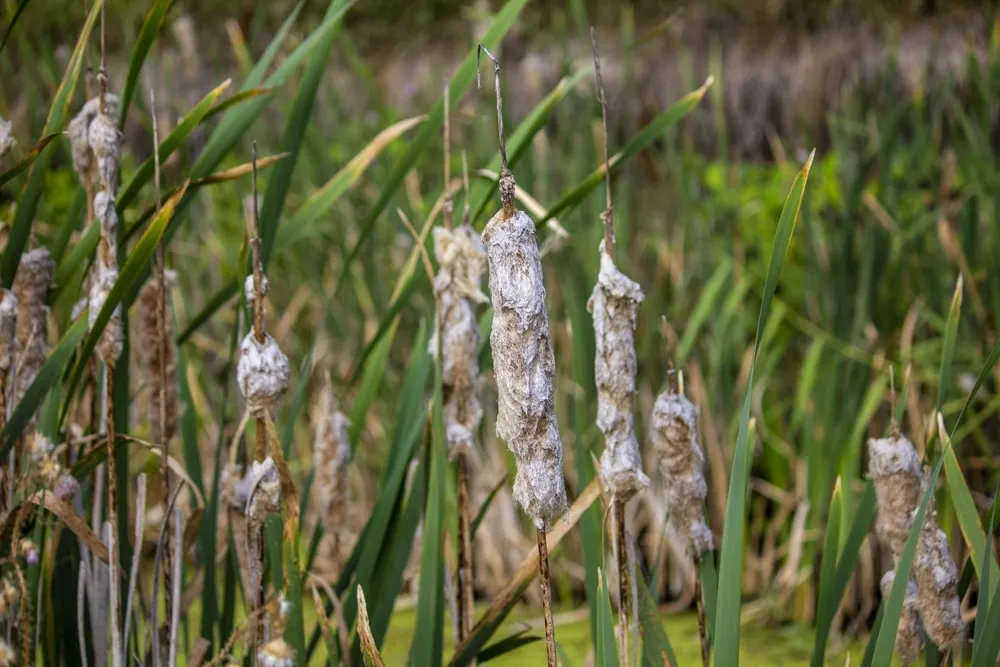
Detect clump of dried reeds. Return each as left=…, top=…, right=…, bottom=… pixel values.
left=311, top=374, right=351, bottom=570
left=478, top=45, right=566, bottom=667
left=12, top=247, right=55, bottom=416
left=880, top=571, right=924, bottom=665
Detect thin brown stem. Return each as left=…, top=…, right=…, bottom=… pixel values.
left=443, top=84, right=453, bottom=230
left=590, top=26, right=615, bottom=252
left=615, top=502, right=629, bottom=667
left=477, top=45, right=514, bottom=219
left=456, top=453, right=474, bottom=645
left=694, top=556, right=710, bottom=667
left=151, top=88, right=174, bottom=653
left=105, top=365, right=121, bottom=666
left=889, top=364, right=899, bottom=436
left=249, top=142, right=265, bottom=344
left=536, top=528, right=557, bottom=667
left=461, top=151, right=471, bottom=227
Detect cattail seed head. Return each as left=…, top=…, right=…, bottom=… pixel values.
left=431, top=224, right=487, bottom=458
left=245, top=274, right=269, bottom=305
left=53, top=473, right=80, bottom=502
left=651, top=387, right=713, bottom=555
left=589, top=241, right=648, bottom=501
left=312, top=378, right=351, bottom=536
left=68, top=95, right=119, bottom=186
left=246, top=456, right=282, bottom=521
left=880, top=571, right=924, bottom=665
left=13, top=248, right=55, bottom=408
left=483, top=208, right=567, bottom=530
left=140, top=270, right=178, bottom=444
left=868, top=433, right=922, bottom=560
left=0, top=116, right=14, bottom=159
left=0, top=289, right=18, bottom=374
left=91, top=190, right=123, bottom=362
left=257, top=638, right=295, bottom=667
left=913, top=501, right=964, bottom=651
left=88, top=107, right=121, bottom=191
left=237, top=333, right=290, bottom=414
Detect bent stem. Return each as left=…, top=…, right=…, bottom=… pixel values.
left=615, top=501, right=629, bottom=667
left=695, top=555, right=709, bottom=667
left=537, top=528, right=557, bottom=667
left=457, top=452, right=474, bottom=647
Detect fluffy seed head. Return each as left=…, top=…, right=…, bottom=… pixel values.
left=246, top=457, right=282, bottom=521
left=430, top=224, right=487, bottom=458
left=913, top=502, right=964, bottom=651
left=237, top=332, right=290, bottom=414
left=0, top=116, right=14, bottom=159
left=88, top=108, right=121, bottom=191
left=140, top=270, right=178, bottom=444
left=312, top=378, right=352, bottom=535
left=12, top=248, right=55, bottom=411
left=0, top=288, right=18, bottom=374
left=880, top=571, right=924, bottom=665
left=53, top=473, right=80, bottom=502
left=482, top=209, right=567, bottom=530
left=89, top=260, right=123, bottom=363
left=68, top=95, right=119, bottom=185
left=245, top=274, right=269, bottom=305
left=257, top=638, right=295, bottom=667
left=589, top=241, right=648, bottom=500
left=651, top=388, right=713, bottom=555
left=868, top=433, right=922, bottom=559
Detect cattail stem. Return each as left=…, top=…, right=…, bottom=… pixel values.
left=250, top=142, right=265, bottom=346
left=456, top=452, right=474, bottom=645
left=536, top=528, right=557, bottom=667
left=615, top=501, right=629, bottom=667
left=477, top=45, right=513, bottom=219
left=590, top=26, right=615, bottom=252
left=104, top=366, right=122, bottom=667
left=443, top=84, right=453, bottom=231
left=694, top=556, right=710, bottom=667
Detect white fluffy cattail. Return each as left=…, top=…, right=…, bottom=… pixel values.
left=88, top=101, right=121, bottom=192
left=246, top=457, right=282, bottom=522
left=139, top=270, right=178, bottom=444
left=257, top=638, right=295, bottom=667
left=913, top=497, right=964, bottom=652
left=312, top=378, right=351, bottom=544
left=868, top=433, right=922, bottom=560
left=68, top=95, right=118, bottom=187
left=431, top=224, right=487, bottom=458
left=880, top=571, right=924, bottom=665
left=650, top=383, right=713, bottom=555
left=12, top=248, right=55, bottom=408
left=0, top=116, right=14, bottom=159
left=90, top=192, right=123, bottom=363
left=483, top=205, right=567, bottom=530
left=0, top=289, right=18, bottom=376
left=238, top=333, right=290, bottom=415
left=589, top=241, right=648, bottom=500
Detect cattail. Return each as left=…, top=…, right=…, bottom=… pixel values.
left=650, top=379, right=714, bottom=556
left=68, top=94, right=119, bottom=187
left=139, top=270, right=178, bottom=444
left=12, top=247, right=55, bottom=408
left=868, top=432, right=922, bottom=560
left=912, top=493, right=964, bottom=651
left=312, top=376, right=351, bottom=564
left=431, top=224, right=487, bottom=457
left=257, top=638, right=295, bottom=667
left=0, top=289, right=17, bottom=376
left=590, top=243, right=648, bottom=500
left=90, top=192, right=122, bottom=363
left=238, top=277, right=289, bottom=416
left=246, top=456, right=282, bottom=523
left=880, top=571, right=924, bottom=665
left=88, top=97, right=121, bottom=192
left=0, top=116, right=14, bottom=160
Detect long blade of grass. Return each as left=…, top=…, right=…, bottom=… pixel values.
left=118, top=0, right=172, bottom=128
left=636, top=567, right=678, bottom=667
left=970, top=485, right=999, bottom=666
left=332, top=0, right=528, bottom=297
left=470, top=474, right=508, bottom=540
left=476, top=632, right=541, bottom=663
left=811, top=479, right=844, bottom=667
left=0, top=133, right=58, bottom=188
left=714, top=151, right=815, bottom=667
left=595, top=568, right=619, bottom=667
left=409, top=349, right=448, bottom=667
left=59, top=182, right=189, bottom=428
left=535, top=76, right=713, bottom=228
left=0, top=0, right=101, bottom=288
left=258, top=0, right=351, bottom=266
left=943, top=446, right=1000, bottom=597
left=0, top=0, right=32, bottom=55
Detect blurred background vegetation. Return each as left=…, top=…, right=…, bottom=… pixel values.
left=1, top=0, right=998, bottom=663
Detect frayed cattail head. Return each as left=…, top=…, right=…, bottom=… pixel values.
left=68, top=95, right=119, bottom=187
left=140, top=270, right=178, bottom=444
left=913, top=497, right=964, bottom=651
left=53, top=473, right=80, bottom=502
left=312, top=378, right=351, bottom=537
left=246, top=457, right=282, bottom=521
left=0, top=116, right=14, bottom=159
left=257, top=638, right=295, bottom=667
left=238, top=334, right=290, bottom=415
left=88, top=101, right=121, bottom=191
left=880, top=571, right=924, bottom=665
left=651, top=381, right=713, bottom=555
left=868, top=433, right=922, bottom=560
left=431, top=224, right=487, bottom=458
left=0, top=289, right=18, bottom=375
left=589, top=241, right=648, bottom=501
left=90, top=191, right=123, bottom=363
left=483, top=209, right=567, bottom=530
left=12, top=248, right=55, bottom=408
